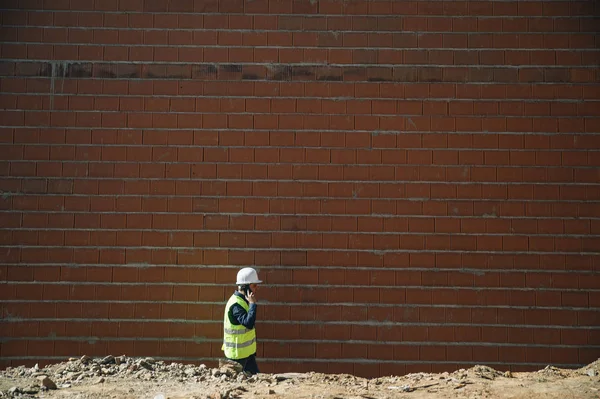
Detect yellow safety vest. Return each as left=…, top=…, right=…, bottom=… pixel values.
left=221, top=295, right=257, bottom=359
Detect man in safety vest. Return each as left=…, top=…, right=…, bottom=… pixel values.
left=222, top=267, right=262, bottom=374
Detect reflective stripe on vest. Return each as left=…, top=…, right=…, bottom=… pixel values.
left=223, top=337, right=256, bottom=348
left=224, top=328, right=251, bottom=335
left=221, top=294, right=257, bottom=359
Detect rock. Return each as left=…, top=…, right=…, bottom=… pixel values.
left=138, top=360, right=153, bottom=370
left=101, top=355, right=115, bottom=365
left=23, top=385, right=40, bottom=394
left=540, top=365, right=560, bottom=374
left=273, top=373, right=306, bottom=381
left=96, top=377, right=105, bottom=384
left=388, top=385, right=412, bottom=392
left=7, top=387, right=20, bottom=395
left=39, top=376, right=57, bottom=390
left=587, top=369, right=598, bottom=377
left=219, top=359, right=243, bottom=373
left=472, top=365, right=501, bottom=380
left=80, top=355, right=92, bottom=364
left=185, top=368, right=197, bottom=377
left=268, top=389, right=275, bottom=394
left=504, top=371, right=513, bottom=378
left=66, top=371, right=79, bottom=379
left=135, top=370, right=148, bottom=378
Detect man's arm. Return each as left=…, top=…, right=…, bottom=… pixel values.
left=230, top=303, right=257, bottom=329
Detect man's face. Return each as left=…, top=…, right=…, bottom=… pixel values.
left=249, top=283, right=258, bottom=292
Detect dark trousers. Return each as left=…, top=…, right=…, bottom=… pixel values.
left=229, top=354, right=260, bottom=375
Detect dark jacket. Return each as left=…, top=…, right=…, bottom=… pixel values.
left=228, top=291, right=257, bottom=330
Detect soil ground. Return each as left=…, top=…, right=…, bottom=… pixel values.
left=1, top=356, right=598, bottom=399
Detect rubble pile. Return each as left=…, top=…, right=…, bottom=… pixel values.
left=370, top=369, right=475, bottom=393
left=0, top=355, right=263, bottom=398
left=1, top=356, right=599, bottom=399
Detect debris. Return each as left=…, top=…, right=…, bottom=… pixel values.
left=587, top=369, right=598, bottom=377
left=137, top=359, right=154, bottom=370
left=100, top=355, right=115, bottom=365
left=39, top=376, right=57, bottom=390
left=413, top=382, right=440, bottom=391
left=273, top=373, right=307, bottom=381
left=538, top=366, right=566, bottom=378
left=185, top=368, right=198, bottom=376
left=219, top=359, right=243, bottom=373
left=388, top=382, right=439, bottom=392
left=0, top=356, right=599, bottom=398
left=22, top=385, right=40, bottom=394
left=388, top=384, right=412, bottom=392
left=472, top=365, right=503, bottom=380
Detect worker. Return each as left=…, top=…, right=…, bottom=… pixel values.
left=222, top=267, right=262, bottom=375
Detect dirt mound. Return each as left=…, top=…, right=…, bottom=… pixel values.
left=578, top=359, right=600, bottom=376
left=1, top=356, right=599, bottom=399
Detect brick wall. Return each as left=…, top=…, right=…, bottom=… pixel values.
left=1, top=0, right=599, bottom=378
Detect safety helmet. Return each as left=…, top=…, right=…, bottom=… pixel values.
left=236, top=267, right=262, bottom=285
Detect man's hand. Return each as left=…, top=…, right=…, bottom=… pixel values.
left=246, top=291, right=257, bottom=304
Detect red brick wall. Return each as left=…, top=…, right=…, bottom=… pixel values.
left=1, top=0, right=599, bottom=377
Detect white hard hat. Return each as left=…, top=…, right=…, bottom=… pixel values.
left=236, top=267, right=262, bottom=285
